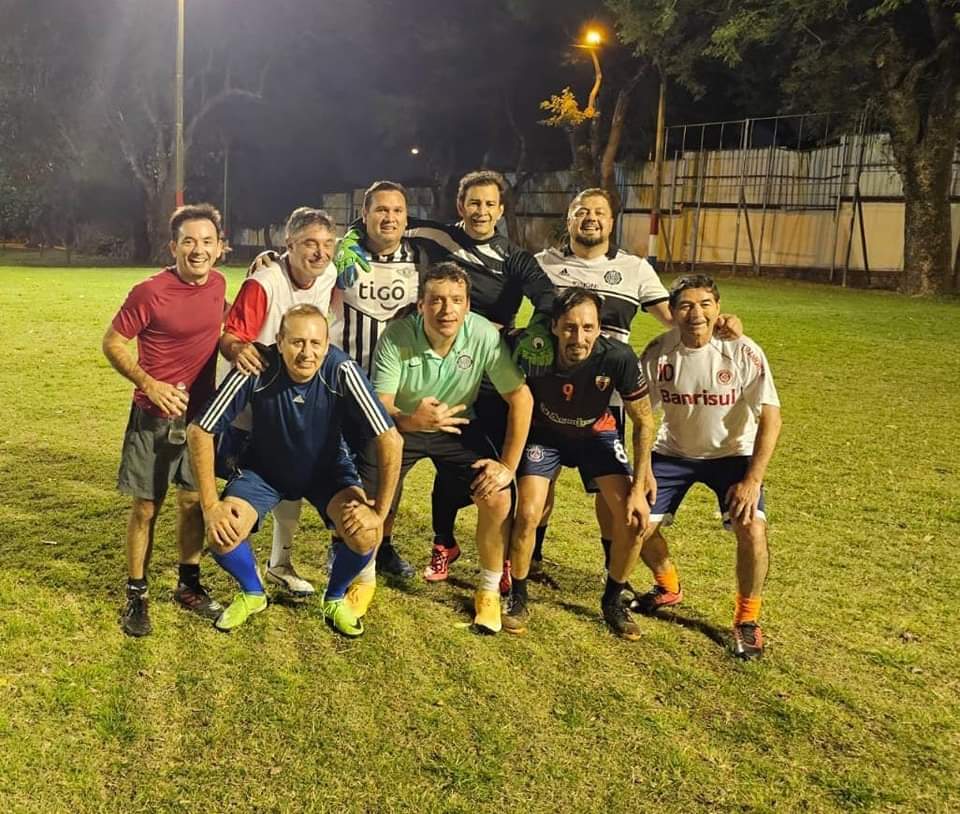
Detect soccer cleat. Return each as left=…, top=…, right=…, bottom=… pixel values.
left=265, top=562, right=316, bottom=597
left=214, top=592, right=268, bottom=632
left=376, top=544, right=416, bottom=579
left=629, top=584, right=684, bottom=615
left=499, top=559, right=512, bottom=596
left=602, top=600, right=642, bottom=641
left=323, top=597, right=364, bottom=637
left=120, top=588, right=152, bottom=637
left=501, top=592, right=529, bottom=635
left=174, top=582, right=224, bottom=621
left=732, top=622, right=764, bottom=660
left=473, top=589, right=502, bottom=634
left=423, top=542, right=461, bottom=582
left=345, top=581, right=376, bottom=618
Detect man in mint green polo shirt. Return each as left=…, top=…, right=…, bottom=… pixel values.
left=360, top=262, right=534, bottom=634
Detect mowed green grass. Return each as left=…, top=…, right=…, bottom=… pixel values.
left=0, top=265, right=958, bottom=813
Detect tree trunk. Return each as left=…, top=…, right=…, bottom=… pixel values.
left=899, top=139, right=955, bottom=295
left=144, top=180, right=177, bottom=266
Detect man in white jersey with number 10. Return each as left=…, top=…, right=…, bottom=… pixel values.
left=637, top=274, right=782, bottom=660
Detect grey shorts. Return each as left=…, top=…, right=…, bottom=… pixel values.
left=116, top=403, right=198, bottom=501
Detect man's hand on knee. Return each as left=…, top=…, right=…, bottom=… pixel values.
left=470, top=459, right=513, bottom=502
left=341, top=500, right=382, bottom=546
left=203, top=500, right=245, bottom=550
left=726, top=478, right=762, bottom=525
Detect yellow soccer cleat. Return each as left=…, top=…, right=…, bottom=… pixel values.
left=345, top=580, right=376, bottom=618
left=473, top=588, right=502, bottom=635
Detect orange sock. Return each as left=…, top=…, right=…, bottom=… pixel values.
left=654, top=564, right=680, bottom=594
left=734, top=593, right=762, bottom=625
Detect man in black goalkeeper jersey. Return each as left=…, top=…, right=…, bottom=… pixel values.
left=502, top=287, right=656, bottom=640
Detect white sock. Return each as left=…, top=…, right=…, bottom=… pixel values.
left=269, top=499, right=302, bottom=568
left=355, top=557, right=377, bottom=585
left=478, top=568, right=501, bottom=593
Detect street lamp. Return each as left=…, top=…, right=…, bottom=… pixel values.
left=174, top=0, right=185, bottom=207
left=576, top=29, right=603, bottom=117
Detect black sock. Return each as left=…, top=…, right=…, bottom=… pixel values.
left=601, top=538, right=612, bottom=569
left=178, top=563, right=201, bottom=590
left=511, top=576, right=528, bottom=601
left=377, top=536, right=394, bottom=558
left=127, top=577, right=147, bottom=594
left=602, top=575, right=624, bottom=606
left=432, top=484, right=458, bottom=545
left=533, top=526, right=547, bottom=561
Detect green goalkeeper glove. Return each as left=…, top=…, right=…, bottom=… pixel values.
left=334, top=227, right=372, bottom=289
left=513, top=312, right=554, bottom=378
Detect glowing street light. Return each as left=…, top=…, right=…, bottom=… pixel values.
left=410, top=147, right=420, bottom=155
left=574, top=28, right=604, bottom=118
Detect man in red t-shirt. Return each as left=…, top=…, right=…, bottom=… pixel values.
left=102, top=203, right=228, bottom=637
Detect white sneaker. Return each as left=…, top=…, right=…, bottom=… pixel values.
left=265, top=562, right=316, bottom=597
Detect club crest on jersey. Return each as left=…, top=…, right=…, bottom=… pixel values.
left=595, top=375, right=612, bottom=391
left=717, top=369, right=734, bottom=385
left=456, top=353, right=474, bottom=370
left=525, top=445, right=544, bottom=462
left=604, top=270, right=622, bottom=285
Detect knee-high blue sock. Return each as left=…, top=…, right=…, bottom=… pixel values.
left=211, top=540, right=264, bottom=594
left=326, top=540, right=374, bottom=600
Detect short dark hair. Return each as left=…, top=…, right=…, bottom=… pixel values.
left=170, top=203, right=222, bottom=241
left=457, top=170, right=506, bottom=206
left=284, top=207, right=335, bottom=244
left=278, top=303, right=328, bottom=338
left=362, top=180, right=407, bottom=212
left=419, top=261, right=471, bottom=299
left=668, top=274, right=720, bottom=309
left=551, top=286, right=603, bottom=323
left=567, top=188, right=614, bottom=217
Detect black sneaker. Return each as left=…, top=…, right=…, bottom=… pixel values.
left=174, top=582, right=224, bottom=621
left=121, top=588, right=152, bottom=637
left=601, top=600, right=642, bottom=641
left=376, top=543, right=415, bottom=579
left=733, top=622, right=764, bottom=660
left=501, top=593, right=529, bottom=635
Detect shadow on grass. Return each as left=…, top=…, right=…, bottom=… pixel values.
left=645, top=607, right=729, bottom=649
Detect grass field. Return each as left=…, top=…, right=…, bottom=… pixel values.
left=0, top=265, right=958, bottom=813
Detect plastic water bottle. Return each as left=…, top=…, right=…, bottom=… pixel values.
left=167, top=382, right=188, bottom=445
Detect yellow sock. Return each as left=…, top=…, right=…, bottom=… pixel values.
left=734, top=593, right=762, bottom=625
left=654, top=564, right=680, bottom=594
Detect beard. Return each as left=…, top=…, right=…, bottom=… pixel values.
left=573, top=231, right=606, bottom=248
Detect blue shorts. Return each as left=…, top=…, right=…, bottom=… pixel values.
left=222, top=455, right=362, bottom=532
left=650, top=452, right=766, bottom=531
left=518, top=430, right=632, bottom=492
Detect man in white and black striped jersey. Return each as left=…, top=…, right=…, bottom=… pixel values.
left=246, top=182, right=427, bottom=580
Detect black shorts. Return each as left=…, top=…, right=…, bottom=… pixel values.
left=359, top=425, right=500, bottom=508
left=518, top=430, right=632, bottom=492
left=116, top=403, right=198, bottom=501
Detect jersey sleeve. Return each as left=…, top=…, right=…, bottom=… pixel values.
left=192, top=367, right=255, bottom=435
left=223, top=278, right=270, bottom=343
left=506, top=249, right=555, bottom=317
left=338, top=360, right=394, bottom=439
left=635, top=257, right=670, bottom=309
left=111, top=280, right=154, bottom=339
left=372, top=325, right=403, bottom=395
left=739, top=340, right=780, bottom=412
left=482, top=328, right=526, bottom=395
left=612, top=343, right=649, bottom=401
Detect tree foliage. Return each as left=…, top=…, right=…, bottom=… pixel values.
left=609, top=0, right=960, bottom=294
